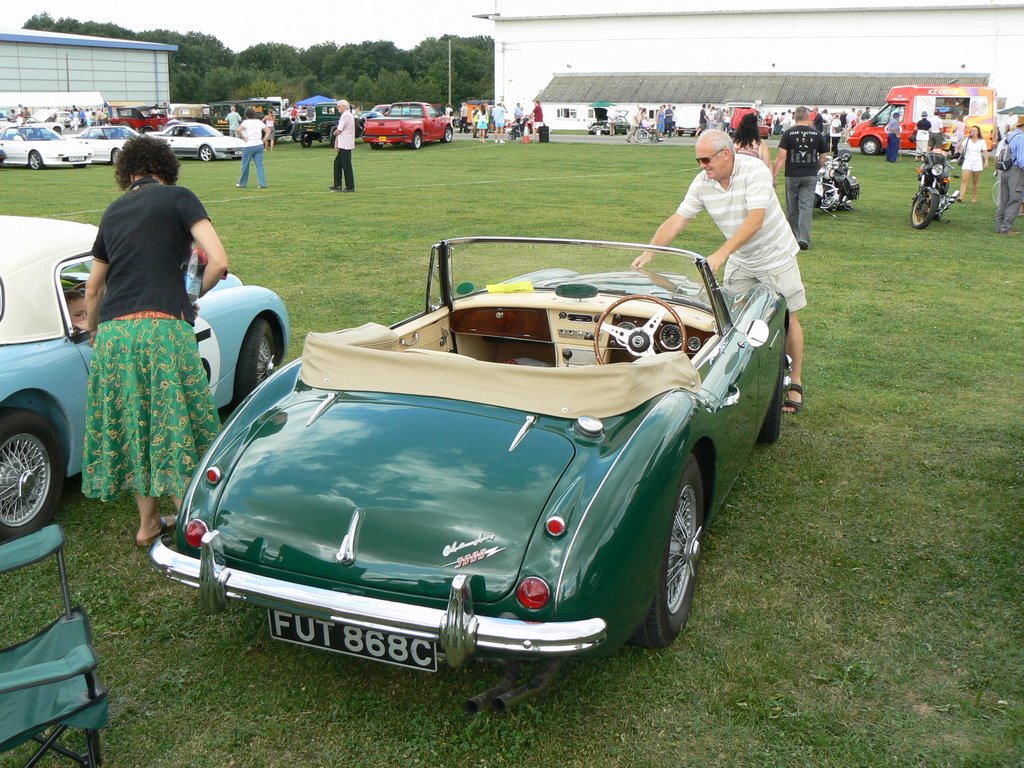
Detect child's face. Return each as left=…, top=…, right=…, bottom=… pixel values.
left=67, top=298, right=88, bottom=330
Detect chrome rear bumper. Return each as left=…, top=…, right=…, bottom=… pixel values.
left=150, top=531, right=606, bottom=668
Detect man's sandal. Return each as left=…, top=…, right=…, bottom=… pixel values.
left=782, top=383, right=804, bottom=414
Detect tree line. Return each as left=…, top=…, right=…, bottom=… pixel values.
left=23, top=14, right=495, bottom=108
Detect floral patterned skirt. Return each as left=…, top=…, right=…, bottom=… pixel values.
left=82, top=318, right=219, bottom=501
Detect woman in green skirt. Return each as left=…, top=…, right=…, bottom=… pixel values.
left=83, top=136, right=229, bottom=547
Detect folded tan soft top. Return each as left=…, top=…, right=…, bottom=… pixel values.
left=299, top=323, right=702, bottom=419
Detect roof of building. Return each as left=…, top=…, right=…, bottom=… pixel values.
left=536, top=72, right=990, bottom=107
left=0, top=27, right=176, bottom=52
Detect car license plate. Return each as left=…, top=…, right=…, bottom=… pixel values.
left=68, top=156, right=85, bottom=162
left=377, top=136, right=388, bottom=142
left=268, top=609, right=438, bottom=672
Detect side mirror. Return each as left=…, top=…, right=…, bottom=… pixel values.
left=744, top=319, right=770, bottom=348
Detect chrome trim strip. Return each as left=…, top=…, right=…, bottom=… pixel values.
left=335, top=507, right=362, bottom=565
left=508, top=414, right=537, bottom=453
left=305, top=391, right=340, bottom=427
left=151, top=539, right=606, bottom=665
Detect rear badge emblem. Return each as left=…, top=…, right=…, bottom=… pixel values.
left=442, top=532, right=496, bottom=558
left=445, top=546, right=505, bottom=569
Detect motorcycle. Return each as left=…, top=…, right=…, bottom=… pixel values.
left=910, top=151, right=959, bottom=229
left=814, top=149, right=860, bottom=214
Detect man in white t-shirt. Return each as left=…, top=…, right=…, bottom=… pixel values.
left=828, top=113, right=843, bottom=154
left=632, top=129, right=807, bottom=414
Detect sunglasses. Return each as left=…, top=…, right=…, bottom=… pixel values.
left=697, top=147, right=727, bottom=165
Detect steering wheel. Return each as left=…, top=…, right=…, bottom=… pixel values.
left=593, top=295, right=686, bottom=364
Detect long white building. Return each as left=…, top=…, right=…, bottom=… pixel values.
left=482, top=0, right=1024, bottom=129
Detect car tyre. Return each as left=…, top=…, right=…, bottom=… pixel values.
left=370, top=143, right=383, bottom=150
left=28, top=151, right=44, bottom=170
left=859, top=136, right=882, bottom=156
left=757, top=340, right=786, bottom=444
left=233, top=317, right=276, bottom=406
left=0, top=409, right=65, bottom=539
left=631, top=455, right=704, bottom=648
left=300, top=134, right=313, bottom=148
left=410, top=131, right=422, bottom=150
left=198, top=144, right=215, bottom=162
left=110, top=148, right=121, bottom=165
left=442, top=125, right=454, bottom=143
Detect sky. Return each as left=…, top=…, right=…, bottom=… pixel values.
left=13, top=1, right=496, bottom=51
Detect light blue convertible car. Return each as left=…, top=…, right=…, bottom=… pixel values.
left=0, top=216, right=290, bottom=538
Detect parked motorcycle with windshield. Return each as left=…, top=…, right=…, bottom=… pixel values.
left=814, top=149, right=860, bottom=214
left=911, top=151, right=959, bottom=229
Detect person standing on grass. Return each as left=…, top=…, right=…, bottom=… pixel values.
left=531, top=101, right=543, bottom=141
left=82, top=135, right=228, bottom=548
left=225, top=105, right=241, bottom=136
left=236, top=107, right=270, bottom=189
left=995, top=114, right=1024, bottom=235
left=492, top=102, right=507, bottom=143
left=772, top=106, right=828, bottom=252
left=263, top=110, right=276, bottom=151
left=330, top=99, right=355, bottom=193
left=476, top=104, right=489, bottom=143
left=633, top=129, right=807, bottom=414
left=958, top=125, right=988, bottom=203
left=885, top=111, right=902, bottom=162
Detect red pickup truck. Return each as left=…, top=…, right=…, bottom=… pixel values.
left=361, top=102, right=453, bottom=149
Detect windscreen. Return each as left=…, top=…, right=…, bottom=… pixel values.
left=446, top=238, right=713, bottom=312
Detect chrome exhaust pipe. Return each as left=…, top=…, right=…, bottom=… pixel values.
left=464, top=660, right=521, bottom=715
left=491, top=659, right=561, bottom=713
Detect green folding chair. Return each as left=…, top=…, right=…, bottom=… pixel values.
left=0, top=525, right=108, bottom=767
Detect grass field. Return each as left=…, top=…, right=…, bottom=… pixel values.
left=2, top=135, right=1022, bottom=768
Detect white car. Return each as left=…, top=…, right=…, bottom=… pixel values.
left=73, top=125, right=141, bottom=163
left=0, top=126, right=93, bottom=169
left=152, top=122, right=244, bottom=161
left=24, top=110, right=74, bottom=134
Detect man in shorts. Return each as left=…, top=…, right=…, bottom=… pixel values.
left=632, top=129, right=807, bottom=413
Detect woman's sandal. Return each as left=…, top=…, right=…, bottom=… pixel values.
left=134, top=516, right=177, bottom=548
left=782, top=383, right=805, bottom=414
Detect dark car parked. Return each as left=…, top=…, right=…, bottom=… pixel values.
left=588, top=115, right=630, bottom=136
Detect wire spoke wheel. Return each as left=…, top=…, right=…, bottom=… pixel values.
left=0, top=427, right=55, bottom=530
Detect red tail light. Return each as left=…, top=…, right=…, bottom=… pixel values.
left=185, top=519, right=209, bottom=548
left=206, top=466, right=222, bottom=484
left=516, top=577, right=550, bottom=610
left=545, top=516, right=566, bottom=537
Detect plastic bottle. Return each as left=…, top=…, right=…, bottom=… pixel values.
left=185, top=245, right=207, bottom=303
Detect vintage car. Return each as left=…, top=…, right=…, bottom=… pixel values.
left=109, top=105, right=169, bottom=134
left=208, top=100, right=292, bottom=139
left=0, top=216, right=290, bottom=539
left=361, top=102, right=453, bottom=149
left=73, top=125, right=141, bottom=164
left=0, top=126, right=93, bottom=169
left=588, top=111, right=630, bottom=135
left=150, top=236, right=787, bottom=709
left=150, top=122, right=245, bottom=161
left=24, top=110, right=74, bottom=134
left=297, top=103, right=339, bottom=147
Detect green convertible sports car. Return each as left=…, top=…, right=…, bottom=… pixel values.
left=151, top=237, right=788, bottom=710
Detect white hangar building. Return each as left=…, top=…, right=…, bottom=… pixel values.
left=480, top=0, right=1024, bottom=131
left=0, top=27, right=176, bottom=108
